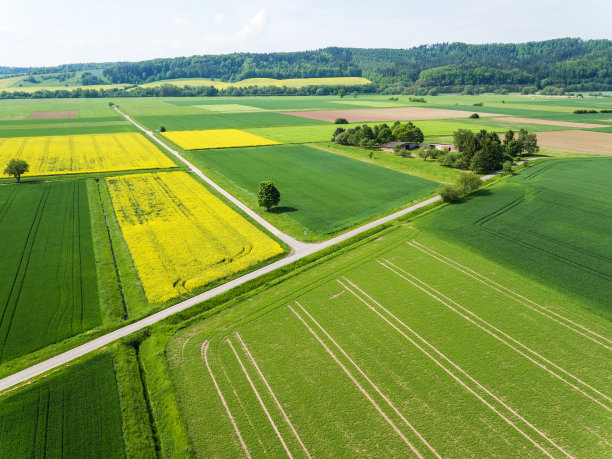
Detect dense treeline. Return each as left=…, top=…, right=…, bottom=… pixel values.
left=0, top=83, right=376, bottom=100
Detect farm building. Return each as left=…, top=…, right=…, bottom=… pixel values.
left=420, top=143, right=458, bottom=152
left=379, top=141, right=419, bottom=152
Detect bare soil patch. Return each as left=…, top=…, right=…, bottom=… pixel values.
left=493, top=117, right=604, bottom=129
left=281, top=107, right=498, bottom=122
left=535, top=130, right=612, bottom=155
left=28, top=110, right=78, bottom=120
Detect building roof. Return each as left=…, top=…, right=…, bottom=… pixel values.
left=379, top=141, right=414, bottom=148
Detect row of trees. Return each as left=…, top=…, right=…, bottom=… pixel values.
left=436, top=128, right=539, bottom=174
left=331, top=122, right=424, bottom=148
left=0, top=83, right=376, bottom=100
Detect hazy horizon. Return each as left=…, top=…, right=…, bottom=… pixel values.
left=2, top=0, right=611, bottom=67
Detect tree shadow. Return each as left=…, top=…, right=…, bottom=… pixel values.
left=269, top=206, right=298, bottom=214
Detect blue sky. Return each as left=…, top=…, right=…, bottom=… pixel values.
left=1, top=0, right=611, bottom=67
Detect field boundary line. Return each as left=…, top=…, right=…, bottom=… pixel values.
left=226, top=337, right=294, bottom=458
left=378, top=259, right=612, bottom=412
left=287, top=304, right=424, bottom=458
left=235, top=332, right=311, bottom=458
left=408, top=241, right=612, bottom=348
left=293, top=301, right=440, bottom=458
left=201, top=340, right=251, bottom=458
left=339, top=278, right=568, bottom=459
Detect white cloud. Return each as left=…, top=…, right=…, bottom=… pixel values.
left=172, top=17, right=192, bottom=27
left=237, top=8, right=268, bottom=40
left=213, top=13, right=225, bottom=25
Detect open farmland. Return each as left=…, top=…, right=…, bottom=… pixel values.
left=167, top=223, right=612, bottom=457
left=531, top=130, right=612, bottom=155
left=0, top=181, right=100, bottom=363
left=28, top=110, right=78, bottom=119
left=0, top=354, right=125, bottom=457
left=106, top=171, right=284, bottom=303
left=185, top=144, right=438, bottom=238
left=162, top=128, right=279, bottom=150
left=282, top=107, right=500, bottom=122
left=416, top=158, right=612, bottom=317
left=0, top=132, right=177, bottom=177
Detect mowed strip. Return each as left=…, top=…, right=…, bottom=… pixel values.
left=281, top=107, right=499, bottom=123
left=0, top=132, right=177, bottom=176
left=106, top=171, right=283, bottom=303
left=492, top=117, right=605, bottom=129
left=162, top=128, right=279, bottom=150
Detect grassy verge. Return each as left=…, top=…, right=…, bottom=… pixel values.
left=87, top=178, right=126, bottom=324
left=111, top=342, right=157, bottom=458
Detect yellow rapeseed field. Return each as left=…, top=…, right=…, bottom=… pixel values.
left=162, top=128, right=279, bottom=150
left=0, top=132, right=177, bottom=176
left=106, top=171, right=284, bottom=302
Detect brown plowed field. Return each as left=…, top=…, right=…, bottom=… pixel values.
left=28, top=110, right=78, bottom=119
left=536, top=130, right=612, bottom=155
left=493, top=117, right=605, bottom=129
left=281, top=107, right=498, bottom=122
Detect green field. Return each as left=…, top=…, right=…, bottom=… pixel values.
left=185, top=144, right=437, bottom=238
left=0, top=181, right=100, bottom=363
left=166, top=222, right=611, bottom=457
left=0, top=354, right=125, bottom=457
left=415, top=158, right=612, bottom=317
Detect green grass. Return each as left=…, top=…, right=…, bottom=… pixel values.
left=0, top=181, right=100, bottom=363
left=135, top=112, right=330, bottom=131
left=165, top=222, right=611, bottom=457
left=184, top=144, right=437, bottom=239
left=0, top=353, right=126, bottom=457
left=415, top=157, right=612, bottom=318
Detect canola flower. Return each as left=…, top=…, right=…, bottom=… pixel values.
left=0, top=133, right=176, bottom=176
left=162, top=128, right=279, bottom=150
left=106, top=171, right=284, bottom=303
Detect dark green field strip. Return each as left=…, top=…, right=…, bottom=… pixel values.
left=187, top=144, right=437, bottom=237
left=0, top=181, right=100, bottom=363
left=340, top=261, right=611, bottom=457
left=0, top=116, right=127, bottom=127
left=0, top=354, right=125, bottom=458
left=416, top=158, right=612, bottom=316
left=0, top=124, right=138, bottom=138
left=135, top=112, right=330, bottom=131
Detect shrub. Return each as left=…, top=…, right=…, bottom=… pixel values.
left=503, top=161, right=514, bottom=174
left=334, top=118, right=349, bottom=124
left=472, top=102, right=483, bottom=106
left=159, top=125, right=166, bottom=132
left=469, top=113, right=480, bottom=119
left=438, top=184, right=462, bottom=203
left=456, top=173, right=481, bottom=194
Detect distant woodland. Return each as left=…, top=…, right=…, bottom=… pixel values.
left=1, top=38, right=610, bottom=98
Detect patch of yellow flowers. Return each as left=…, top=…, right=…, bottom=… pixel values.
left=106, top=171, right=284, bottom=303
left=0, top=133, right=176, bottom=176
left=162, top=128, right=279, bottom=150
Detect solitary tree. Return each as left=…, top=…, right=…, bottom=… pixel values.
left=258, top=181, right=280, bottom=211
left=4, top=159, right=29, bottom=183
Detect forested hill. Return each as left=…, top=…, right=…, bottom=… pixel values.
left=99, top=38, right=611, bottom=92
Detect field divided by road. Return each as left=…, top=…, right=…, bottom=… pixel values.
left=0, top=353, right=125, bottom=457
left=184, top=143, right=438, bottom=238
left=167, top=223, right=611, bottom=457
left=0, top=181, right=100, bottom=363
left=415, top=157, right=612, bottom=317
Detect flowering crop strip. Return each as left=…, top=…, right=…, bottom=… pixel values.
left=162, top=128, right=280, bottom=150
left=106, top=171, right=284, bottom=303
left=0, top=133, right=177, bottom=176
